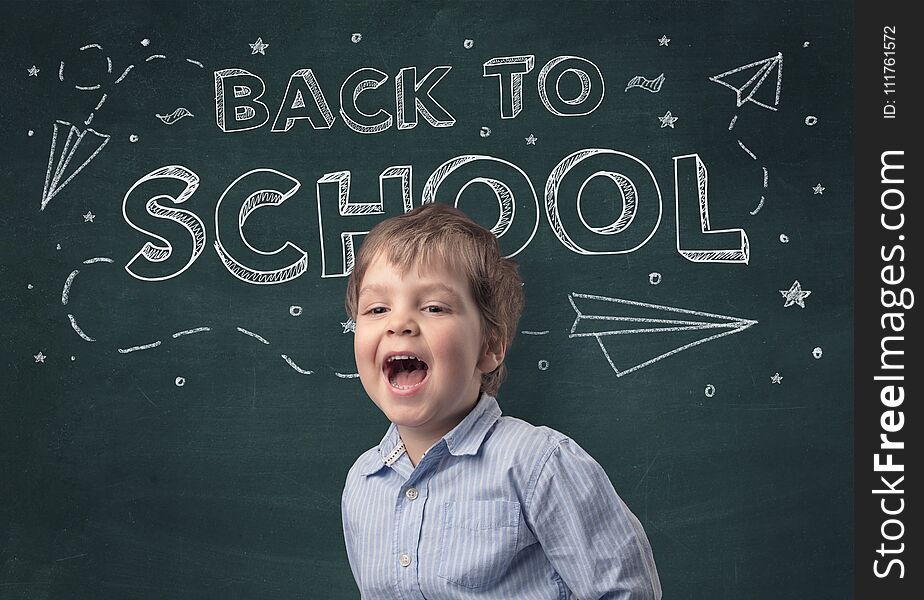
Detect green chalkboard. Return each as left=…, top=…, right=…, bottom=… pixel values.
left=2, top=1, right=853, bottom=598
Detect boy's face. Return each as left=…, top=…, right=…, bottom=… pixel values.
left=354, top=254, right=502, bottom=443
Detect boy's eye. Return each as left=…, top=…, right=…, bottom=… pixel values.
left=367, top=306, right=387, bottom=315
left=424, top=305, right=445, bottom=313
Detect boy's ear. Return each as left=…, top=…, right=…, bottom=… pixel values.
left=478, top=328, right=507, bottom=373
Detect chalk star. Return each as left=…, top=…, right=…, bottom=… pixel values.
left=83, top=211, right=95, bottom=223
left=770, top=372, right=783, bottom=384
left=658, top=110, right=678, bottom=128
left=28, top=65, right=40, bottom=77
left=341, top=319, right=356, bottom=333
left=780, top=280, right=812, bottom=308
left=34, top=352, right=46, bottom=363
left=812, top=183, right=825, bottom=194
left=525, top=133, right=538, bottom=145
left=658, top=35, right=671, bottom=46
left=249, top=37, right=269, bottom=55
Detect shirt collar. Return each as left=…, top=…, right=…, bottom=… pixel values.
left=360, top=392, right=502, bottom=476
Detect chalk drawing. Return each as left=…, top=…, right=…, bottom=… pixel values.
left=779, top=233, right=789, bottom=243
left=813, top=183, right=825, bottom=194
left=624, top=73, right=664, bottom=93
left=805, top=116, right=817, bottom=126
left=480, top=126, right=491, bottom=137
left=522, top=330, right=550, bottom=336
left=658, top=35, right=671, bottom=46
left=737, top=139, right=757, bottom=160
left=83, top=257, right=113, bottom=264
left=249, top=37, right=269, bottom=55
left=282, top=355, right=314, bottom=375
left=28, top=66, right=40, bottom=77
left=728, top=115, right=738, bottom=130
left=141, top=39, right=151, bottom=46
left=538, top=360, right=550, bottom=371
left=156, top=108, right=194, bottom=124
left=658, top=110, right=678, bottom=128
left=41, top=120, right=111, bottom=210
left=813, top=347, right=823, bottom=359
left=780, top=280, right=812, bottom=308
left=175, top=377, right=185, bottom=386
left=341, top=319, right=356, bottom=333
left=62, top=270, right=79, bottom=305
left=537, top=55, right=605, bottom=117
left=34, top=352, right=46, bottom=363
left=56, top=244, right=62, bottom=250
left=83, top=211, right=95, bottom=222
left=750, top=196, right=764, bottom=215
left=144, top=54, right=166, bottom=62
left=803, top=41, right=810, bottom=47
left=28, top=130, right=35, bottom=136
left=464, top=39, right=474, bottom=49
left=118, top=341, right=162, bottom=354
left=68, top=314, right=95, bottom=342
left=525, top=133, right=538, bottom=144
left=236, top=327, right=270, bottom=345
left=649, top=272, right=662, bottom=285
left=172, top=327, right=211, bottom=338
left=351, top=33, right=362, bottom=43
left=186, top=59, right=204, bottom=68
left=289, top=305, right=303, bottom=317
left=129, top=135, right=139, bottom=142
left=569, top=292, right=757, bottom=377
left=763, top=166, right=768, bottom=188
left=770, top=372, right=783, bottom=384
left=710, top=53, right=783, bottom=111
left=335, top=372, right=361, bottom=379
left=704, top=384, right=716, bottom=397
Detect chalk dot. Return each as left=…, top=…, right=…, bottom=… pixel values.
left=351, top=33, right=362, bottom=43
left=479, top=126, right=491, bottom=138
left=704, top=384, right=716, bottom=398
left=289, top=305, right=303, bottom=317
left=70, top=356, right=76, bottom=361
left=141, top=38, right=151, bottom=47
left=538, top=359, right=549, bottom=371
left=812, top=347, right=823, bottom=359
left=175, top=377, right=186, bottom=387
left=129, top=134, right=139, bottom=143
left=804, top=115, right=818, bottom=126
left=463, top=39, right=474, bottom=49
left=56, top=243, right=62, bottom=250
left=28, top=130, right=34, bottom=136
left=803, top=41, right=810, bottom=47
left=27, top=283, right=34, bottom=289
left=648, top=272, right=662, bottom=285
left=899, top=235, right=905, bottom=241
left=779, top=234, right=789, bottom=243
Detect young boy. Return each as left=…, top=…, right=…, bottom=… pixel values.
left=341, top=203, right=661, bottom=599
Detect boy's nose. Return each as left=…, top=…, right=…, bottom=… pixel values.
left=387, top=310, right=419, bottom=335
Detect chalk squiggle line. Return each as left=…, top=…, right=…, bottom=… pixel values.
left=762, top=166, right=768, bottom=188
left=335, top=372, right=360, bottom=379
left=281, top=355, right=314, bottom=375
left=521, top=330, right=550, bottom=335
left=83, top=257, right=114, bottom=264
left=728, top=115, right=738, bottom=130
left=75, top=84, right=101, bottom=91
left=750, top=196, right=765, bottom=215
left=186, top=58, right=204, bottom=68
left=118, top=341, right=162, bottom=354
left=58, top=61, right=65, bottom=81
left=145, top=54, right=166, bottom=62
left=737, top=139, right=757, bottom=160
left=172, top=327, right=211, bottom=338
left=62, top=269, right=79, bottom=305
left=114, top=64, right=134, bottom=84
left=236, top=327, right=270, bottom=345
left=94, top=94, right=108, bottom=111
left=79, top=43, right=103, bottom=51
left=67, top=314, right=96, bottom=341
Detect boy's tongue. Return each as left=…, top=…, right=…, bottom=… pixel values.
left=391, top=358, right=428, bottom=387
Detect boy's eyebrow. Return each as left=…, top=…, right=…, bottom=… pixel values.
left=358, top=281, right=464, bottom=300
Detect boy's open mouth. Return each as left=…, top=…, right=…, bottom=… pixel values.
left=384, top=354, right=429, bottom=390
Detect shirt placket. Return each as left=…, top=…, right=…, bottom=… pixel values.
left=392, top=453, right=436, bottom=600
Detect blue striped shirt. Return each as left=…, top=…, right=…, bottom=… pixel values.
left=341, top=393, right=661, bottom=599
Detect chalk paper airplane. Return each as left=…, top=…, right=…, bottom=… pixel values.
left=709, top=53, right=782, bottom=111
left=568, top=293, right=757, bottom=377
left=41, top=120, right=111, bottom=211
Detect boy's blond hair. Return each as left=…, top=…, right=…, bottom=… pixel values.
left=345, top=203, right=523, bottom=396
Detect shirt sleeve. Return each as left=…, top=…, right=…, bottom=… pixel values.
left=341, top=471, right=363, bottom=593
left=524, top=438, right=662, bottom=600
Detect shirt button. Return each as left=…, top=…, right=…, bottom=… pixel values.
left=399, top=553, right=411, bottom=567
left=405, top=487, right=419, bottom=500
